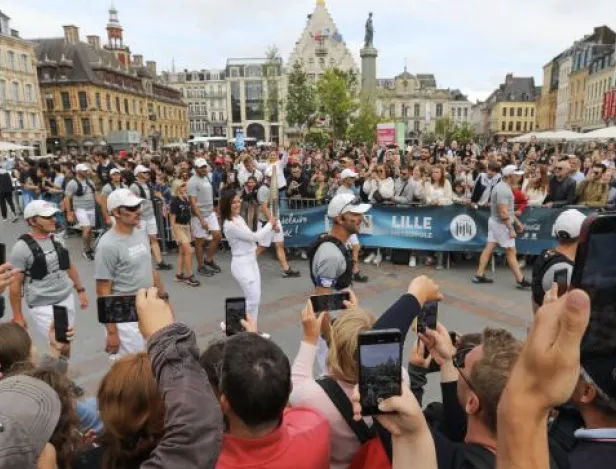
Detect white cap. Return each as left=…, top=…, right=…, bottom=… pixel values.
left=264, top=166, right=273, bottom=178
left=75, top=163, right=89, bottom=173
left=134, top=165, right=150, bottom=176
left=502, top=165, right=524, bottom=177
left=340, top=169, right=358, bottom=179
left=194, top=158, right=209, bottom=168
left=107, top=188, right=143, bottom=212
left=24, top=200, right=59, bottom=220
left=327, top=194, right=371, bottom=218
left=109, top=168, right=121, bottom=176
left=552, top=209, right=587, bottom=240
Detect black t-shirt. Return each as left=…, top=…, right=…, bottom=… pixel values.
left=170, top=196, right=191, bottom=225
left=96, top=162, right=116, bottom=185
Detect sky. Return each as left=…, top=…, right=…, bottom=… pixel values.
left=3, top=0, right=616, bottom=102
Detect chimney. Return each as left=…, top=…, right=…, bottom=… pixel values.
left=146, top=60, right=157, bottom=76
left=133, top=54, right=144, bottom=67
left=63, top=25, right=79, bottom=44
left=86, top=35, right=100, bottom=49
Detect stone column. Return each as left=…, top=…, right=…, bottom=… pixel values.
left=360, top=46, right=378, bottom=110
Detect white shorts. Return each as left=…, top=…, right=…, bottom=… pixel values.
left=26, top=294, right=76, bottom=344
left=75, top=208, right=95, bottom=228
left=257, top=220, right=284, bottom=247
left=191, top=212, right=219, bottom=240
left=346, top=234, right=360, bottom=247
left=107, top=322, right=145, bottom=358
left=138, top=216, right=158, bottom=236
left=487, top=218, right=516, bottom=249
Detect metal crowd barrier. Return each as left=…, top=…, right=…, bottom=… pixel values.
left=152, top=198, right=174, bottom=254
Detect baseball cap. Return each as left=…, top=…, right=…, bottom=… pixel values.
left=134, top=165, right=150, bottom=176
left=327, top=194, right=371, bottom=218
left=194, top=158, right=209, bottom=168
left=75, top=163, right=89, bottom=173
left=109, top=168, right=121, bottom=176
left=582, top=355, right=616, bottom=400
left=340, top=169, right=358, bottom=180
left=552, top=209, right=587, bottom=239
left=23, top=200, right=59, bottom=220
left=0, top=376, right=61, bottom=469
left=502, top=165, right=524, bottom=177
left=107, top=188, right=143, bottom=212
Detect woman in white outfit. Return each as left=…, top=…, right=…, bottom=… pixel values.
left=220, top=190, right=278, bottom=323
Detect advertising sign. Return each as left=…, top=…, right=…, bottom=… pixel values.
left=377, top=123, right=396, bottom=146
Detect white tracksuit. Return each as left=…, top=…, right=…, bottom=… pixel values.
left=223, top=216, right=273, bottom=323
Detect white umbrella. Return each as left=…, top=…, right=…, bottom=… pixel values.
left=0, top=141, right=23, bottom=151
left=509, top=132, right=547, bottom=143
left=539, top=130, right=584, bottom=142
left=578, top=126, right=616, bottom=141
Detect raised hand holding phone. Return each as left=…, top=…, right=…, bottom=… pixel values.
left=301, top=299, right=326, bottom=345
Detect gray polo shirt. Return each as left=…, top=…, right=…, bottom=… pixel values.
left=187, top=174, right=214, bottom=217
left=10, top=237, right=73, bottom=307
left=94, top=229, right=153, bottom=294
left=129, top=182, right=154, bottom=219
left=65, top=178, right=96, bottom=210
left=489, top=181, right=514, bottom=225
left=311, top=241, right=347, bottom=289
left=101, top=183, right=125, bottom=197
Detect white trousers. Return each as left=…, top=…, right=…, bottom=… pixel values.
left=26, top=294, right=76, bottom=344
left=106, top=322, right=145, bottom=359
left=231, top=254, right=261, bottom=323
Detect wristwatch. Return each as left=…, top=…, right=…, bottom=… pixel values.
left=75, top=287, right=85, bottom=293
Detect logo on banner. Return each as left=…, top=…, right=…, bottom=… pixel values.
left=450, top=214, right=477, bottom=242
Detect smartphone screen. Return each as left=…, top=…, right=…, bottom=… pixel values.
left=358, top=329, right=402, bottom=416
left=97, top=296, right=138, bottom=324
left=0, top=243, right=6, bottom=265
left=225, top=297, right=246, bottom=337
left=310, top=292, right=350, bottom=314
left=553, top=268, right=569, bottom=297
left=53, top=305, right=69, bottom=343
left=571, top=213, right=616, bottom=357
left=417, top=301, right=439, bottom=334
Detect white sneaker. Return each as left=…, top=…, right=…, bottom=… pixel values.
left=409, top=256, right=417, bottom=267
left=373, top=251, right=382, bottom=265
left=300, top=250, right=308, bottom=260
left=364, top=252, right=376, bottom=264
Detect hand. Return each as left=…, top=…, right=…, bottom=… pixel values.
left=499, top=289, right=590, bottom=416
left=351, top=385, right=427, bottom=437
left=81, top=429, right=97, bottom=447
left=136, top=287, right=174, bottom=340
left=418, top=322, right=455, bottom=366
left=78, top=291, right=88, bottom=310
left=240, top=313, right=258, bottom=333
left=0, top=263, right=16, bottom=294
left=271, top=219, right=280, bottom=233
left=407, top=275, right=444, bottom=308
left=516, top=222, right=525, bottom=233
left=343, top=289, right=358, bottom=310
left=509, top=228, right=517, bottom=239
left=12, top=314, right=28, bottom=329
left=409, top=339, right=432, bottom=369
left=543, top=282, right=559, bottom=305
left=49, top=323, right=75, bottom=356
left=67, top=211, right=75, bottom=223
left=200, top=218, right=209, bottom=230
left=105, top=329, right=120, bottom=354
left=301, top=299, right=326, bottom=345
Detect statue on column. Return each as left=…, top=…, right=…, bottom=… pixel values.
left=364, top=12, right=374, bottom=48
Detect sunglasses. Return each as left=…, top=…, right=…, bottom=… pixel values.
left=120, top=204, right=141, bottom=212
left=38, top=215, right=56, bottom=220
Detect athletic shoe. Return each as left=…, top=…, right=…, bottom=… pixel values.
left=204, top=260, right=221, bottom=273
left=408, top=256, right=417, bottom=268
left=373, top=251, right=382, bottom=265
left=183, top=275, right=201, bottom=287
left=364, top=252, right=376, bottom=264
left=198, top=266, right=215, bottom=277
left=156, top=262, right=173, bottom=271
left=472, top=275, right=494, bottom=284
left=353, top=272, right=369, bottom=283
left=82, top=249, right=93, bottom=261
left=282, top=269, right=301, bottom=278
left=300, top=250, right=308, bottom=260
left=1, top=218, right=6, bottom=222
left=516, top=278, right=531, bottom=289
left=11, top=215, right=18, bottom=222
left=175, top=274, right=185, bottom=282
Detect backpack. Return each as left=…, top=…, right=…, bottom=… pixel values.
left=19, top=234, right=70, bottom=282
left=316, top=377, right=391, bottom=469
left=307, top=235, right=353, bottom=290
left=135, top=182, right=153, bottom=201
left=74, top=178, right=95, bottom=197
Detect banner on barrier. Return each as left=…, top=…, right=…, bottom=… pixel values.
left=279, top=204, right=590, bottom=255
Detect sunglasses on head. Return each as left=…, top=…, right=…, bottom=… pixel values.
left=38, top=215, right=55, bottom=220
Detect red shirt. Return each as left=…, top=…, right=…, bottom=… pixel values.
left=216, top=407, right=331, bottom=469
left=513, top=187, right=528, bottom=214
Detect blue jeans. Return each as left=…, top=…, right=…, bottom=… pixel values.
left=75, top=396, right=103, bottom=435
left=22, top=190, right=36, bottom=208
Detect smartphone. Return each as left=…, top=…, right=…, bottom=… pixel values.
left=417, top=301, right=439, bottom=334
left=97, top=296, right=138, bottom=324
left=553, top=268, right=569, bottom=298
left=53, top=305, right=69, bottom=343
left=358, top=329, right=402, bottom=416
left=0, top=243, right=5, bottom=265
left=225, top=297, right=246, bottom=337
left=310, top=292, right=350, bottom=315
left=571, top=213, right=616, bottom=357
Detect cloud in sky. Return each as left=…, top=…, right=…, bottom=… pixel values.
left=3, top=0, right=615, bottom=102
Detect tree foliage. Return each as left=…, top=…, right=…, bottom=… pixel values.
left=316, top=68, right=358, bottom=140
left=263, top=45, right=282, bottom=123
left=434, top=118, right=476, bottom=144
left=347, top=98, right=380, bottom=147
left=285, top=60, right=317, bottom=131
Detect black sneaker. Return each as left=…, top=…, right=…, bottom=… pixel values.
left=83, top=249, right=95, bottom=261
left=282, top=268, right=301, bottom=278
left=183, top=275, right=201, bottom=287
left=472, top=275, right=494, bottom=284
left=156, top=262, right=173, bottom=271
left=204, top=260, right=221, bottom=273
left=198, top=266, right=215, bottom=277
left=516, top=278, right=531, bottom=289
left=353, top=272, right=369, bottom=283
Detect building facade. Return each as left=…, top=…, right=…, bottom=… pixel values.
left=161, top=69, right=227, bottom=138
left=568, top=68, right=589, bottom=131
left=375, top=69, right=471, bottom=140
left=555, top=55, right=572, bottom=130
left=32, top=7, right=187, bottom=154
left=584, top=50, right=614, bottom=131
left=536, top=60, right=558, bottom=131
left=0, top=11, right=47, bottom=154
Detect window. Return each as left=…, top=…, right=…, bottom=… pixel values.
left=508, top=122, right=513, bottom=131
left=17, top=112, right=24, bottom=129
left=230, top=68, right=239, bottom=78
left=21, top=54, right=28, bottom=73
left=99, top=118, right=104, bottom=134
left=124, top=98, right=129, bottom=114
left=219, top=111, right=224, bottom=121
left=118, top=120, right=122, bottom=130
left=436, top=103, right=443, bottom=117
left=414, top=120, right=420, bottom=132
left=457, top=108, right=462, bottom=117
left=464, top=107, right=468, bottom=118
left=78, top=91, right=88, bottom=110
left=106, top=94, right=111, bottom=111
left=501, top=121, right=506, bottom=131
left=49, top=118, right=58, bottom=136
left=82, top=118, right=91, bottom=135
left=414, top=103, right=420, bottom=117
left=25, top=84, right=33, bottom=102
left=509, top=108, right=514, bottom=117
left=7, top=51, right=14, bottom=70
left=517, top=107, right=522, bottom=116
left=61, top=91, right=70, bottom=110
left=133, top=100, right=136, bottom=114
left=95, top=93, right=101, bottom=109
left=530, top=122, right=534, bottom=130
left=64, top=118, right=74, bottom=136
left=0, top=80, right=5, bottom=99
left=12, top=82, right=19, bottom=101
left=211, top=112, right=216, bottom=121
left=389, top=103, right=395, bottom=118
left=502, top=107, right=507, bottom=116
left=30, top=113, right=37, bottom=129
left=524, top=121, right=528, bottom=131
left=45, top=94, right=54, bottom=111
left=115, top=96, right=121, bottom=113
left=401, top=105, right=408, bottom=117
left=516, top=121, right=521, bottom=131
left=531, top=108, right=535, bottom=117
left=525, top=108, right=529, bottom=117
left=109, top=119, right=113, bottom=131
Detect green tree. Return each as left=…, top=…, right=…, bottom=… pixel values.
left=434, top=117, right=454, bottom=140
left=347, top=98, right=380, bottom=147
left=451, top=121, right=476, bottom=144
left=316, top=68, right=358, bottom=139
left=285, top=60, right=317, bottom=134
left=263, top=46, right=282, bottom=124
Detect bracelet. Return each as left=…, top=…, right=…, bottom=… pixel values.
left=75, top=287, right=85, bottom=293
